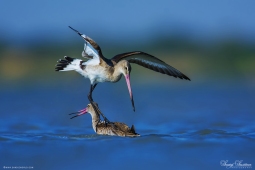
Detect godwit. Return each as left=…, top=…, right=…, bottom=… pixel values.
left=70, top=103, right=140, bottom=137
left=55, top=26, right=190, bottom=113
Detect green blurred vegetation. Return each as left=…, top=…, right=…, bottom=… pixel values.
left=0, top=38, right=254, bottom=86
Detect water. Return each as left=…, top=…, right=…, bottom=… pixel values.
left=0, top=79, right=254, bottom=170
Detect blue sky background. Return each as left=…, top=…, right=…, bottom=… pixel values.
left=1, top=0, right=255, bottom=45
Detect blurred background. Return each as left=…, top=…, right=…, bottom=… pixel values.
left=0, top=0, right=255, bottom=169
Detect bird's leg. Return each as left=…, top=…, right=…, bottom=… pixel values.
left=87, top=85, right=99, bottom=119
left=88, top=84, right=97, bottom=101
left=93, top=102, right=111, bottom=124
left=87, top=84, right=100, bottom=119
left=92, top=83, right=97, bottom=91
left=87, top=83, right=111, bottom=124
left=87, top=95, right=111, bottom=124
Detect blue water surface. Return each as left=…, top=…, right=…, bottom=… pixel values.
left=0, top=79, right=254, bottom=170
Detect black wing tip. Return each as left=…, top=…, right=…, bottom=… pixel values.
left=54, top=56, right=73, bottom=71
left=55, top=68, right=62, bottom=71
left=175, top=74, right=190, bottom=81
left=154, top=66, right=191, bottom=81
left=176, top=75, right=191, bottom=81
left=181, top=74, right=191, bottom=81
left=185, top=77, right=191, bottom=81
left=55, top=65, right=65, bottom=71
left=68, top=26, right=75, bottom=30
left=64, top=56, right=74, bottom=61
left=163, top=69, right=190, bottom=81
left=68, top=26, right=82, bottom=36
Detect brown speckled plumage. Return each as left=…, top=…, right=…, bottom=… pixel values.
left=71, top=103, right=140, bottom=137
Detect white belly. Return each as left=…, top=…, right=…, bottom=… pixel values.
left=82, top=65, right=111, bottom=84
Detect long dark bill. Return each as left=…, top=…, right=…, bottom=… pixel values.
left=125, top=74, right=135, bottom=112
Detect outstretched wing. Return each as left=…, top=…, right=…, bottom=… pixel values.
left=111, top=51, right=190, bottom=80
left=69, top=26, right=102, bottom=65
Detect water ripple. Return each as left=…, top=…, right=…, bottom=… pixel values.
left=1, top=128, right=254, bottom=143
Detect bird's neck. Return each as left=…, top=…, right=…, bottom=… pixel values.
left=111, top=64, right=123, bottom=82
left=90, top=112, right=100, bottom=133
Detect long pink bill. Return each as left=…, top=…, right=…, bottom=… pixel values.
left=69, top=108, right=88, bottom=119
left=125, top=74, right=135, bottom=112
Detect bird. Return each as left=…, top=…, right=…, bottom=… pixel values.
left=69, top=103, right=140, bottom=137
left=55, top=26, right=190, bottom=113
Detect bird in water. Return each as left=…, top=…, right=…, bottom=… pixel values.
left=69, top=103, right=140, bottom=137
left=55, top=26, right=190, bottom=118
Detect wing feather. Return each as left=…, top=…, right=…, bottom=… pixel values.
left=69, top=26, right=103, bottom=64
left=111, top=51, right=190, bottom=80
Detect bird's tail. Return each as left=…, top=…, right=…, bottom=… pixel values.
left=55, top=56, right=85, bottom=74
left=126, top=125, right=140, bottom=137
left=130, top=125, right=136, bottom=133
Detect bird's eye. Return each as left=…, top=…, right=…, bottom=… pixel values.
left=126, top=67, right=128, bottom=70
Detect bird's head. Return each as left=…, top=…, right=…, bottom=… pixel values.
left=85, top=103, right=96, bottom=114
left=69, top=103, right=99, bottom=119
left=119, top=60, right=132, bottom=76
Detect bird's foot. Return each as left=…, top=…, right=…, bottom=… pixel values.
left=101, top=115, right=111, bottom=126
left=91, top=101, right=112, bottom=125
